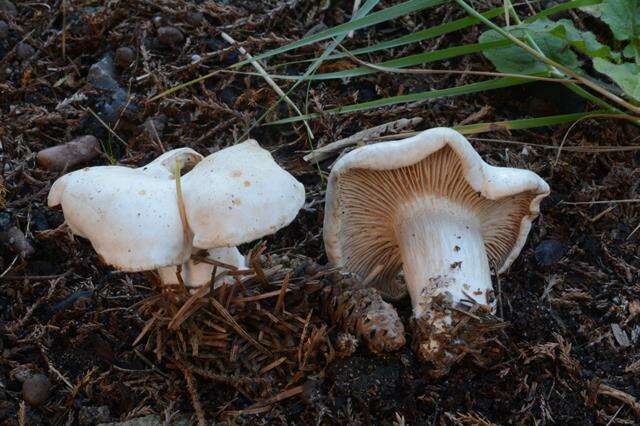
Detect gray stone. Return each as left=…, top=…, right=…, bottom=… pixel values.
left=0, top=0, right=17, bottom=17
left=79, top=406, right=111, bottom=426
left=0, top=20, right=8, bottom=39
left=88, top=54, right=119, bottom=91
left=16, top=42, right=34, bottom=60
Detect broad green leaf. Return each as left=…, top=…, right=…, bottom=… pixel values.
left=548, top=19, right=619, bottom=60
left=479, top=19, right=582, bottom=74
left=533, top=0, right=603, bottom=20
left=593, top=58, right=640, bottom=101
left=622, top=42, right=640, bottom=59
left=599, top=0, right=640, bottom=41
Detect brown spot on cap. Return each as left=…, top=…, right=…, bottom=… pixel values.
left=138, top=190, right=146, bottom=196
left=231, top=170, right=242, bottom=177
left=243, top=180, right=251, bottom=187
left=232, top=198, right=242, bottom=206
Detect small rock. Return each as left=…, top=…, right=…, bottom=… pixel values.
left=1, top=226, right=34, bottom=257
left=611, top=324, right=631, bottom=348
left=52, top=290, right=93, bottom=313
left=31, top=210, right=48, bottom=231
left=142, top=115, right=166, bottom=140
left=304, top=262, right=319, bottom=276
left=115, top=46, right=135, bottom=69
left=0, top=0, right=17, bottom=17
left=185, top=11, right=204, bottom=26
left=0, top=20, right=8, bottom=40
left=79, top=405, right=110, bottom=426
left=96, top=88, right=130, bottom=125
left=16, top=42, right=35, bottom=60
left=12, top=366, right=33, bottom=382
left=37, top=135, right=100, bottom=172
left=190, top=53, right=201, bottom=64
left=151, top=15, right=163, bottom=28
left=99, top=414, right=162, bottom=426
left=22, top=374, right=51, bottom=407
left=157, top=26, right=184, bottom=47
left=534, top=239, right=567, bottom=266
left=0, top=211, right=11, bottom=232
left=88, top=54, right=119, bottom=91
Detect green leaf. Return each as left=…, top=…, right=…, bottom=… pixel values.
left=533, top=0, right=603, bottom=20
left=599, top=0, right=640, bottom=41
left=622, top=42, right=640, bottom=59
left=479, top=19, right=582, bottom=74
left=593, top=58, right=640, bottom=101
left=548, top=19, right=619, bottom=60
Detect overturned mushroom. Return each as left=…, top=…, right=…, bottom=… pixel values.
left=48, top=140, right=305, bottom=289
left=323, top=128, right=549, bottom=368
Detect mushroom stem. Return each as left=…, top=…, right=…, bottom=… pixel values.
left=394, top=197, right=494, bottom=319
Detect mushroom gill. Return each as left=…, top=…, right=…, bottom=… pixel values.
left=336, top=145, right=536, bottom=301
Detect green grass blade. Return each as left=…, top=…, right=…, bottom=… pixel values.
left=455, top=110, right=609, bottom=134
left=270, top=0, right=600, bottom=68
left=289, top=7, right=505, bottom=64
left=267, top=77, right=530, bottom=124
left=232, top=0, right=447, bottom=68
left=263, top=40, right=512, bottom=81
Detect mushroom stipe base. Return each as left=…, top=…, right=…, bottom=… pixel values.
left=411, top=293, right=506, bottom=378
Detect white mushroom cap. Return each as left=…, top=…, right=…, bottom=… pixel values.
left=158, top=246, right=247, bottom=288
left=48, top=148, right=203, bottom=271
left=324, top=128, right=550, bottom=299
left=182, top=140, right=306, bottom=249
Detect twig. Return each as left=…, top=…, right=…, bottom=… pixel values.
left=304, top=117, right=423, bottom=163
left=220, top=32, right=314, bottom=140
left=598, top=383, right=640, bottom=415
left=84, top=107, right=128, bottom=148
left=209, top=297, right=271, bottom=355
left=348, top=0, right=362, bottom=38
left=177, top=362, right=206, bottom=426
left=559, top=199, right=640, bottom=205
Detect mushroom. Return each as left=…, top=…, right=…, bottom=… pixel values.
left=48, top=140, right=305, bottom=289
left=323, top=128, right=549, bottom=366
left=157, top=247, right=246, bottom=289
left=181, top=140, right=305, bottom=251
left=48, top=147, right=203, bottom=271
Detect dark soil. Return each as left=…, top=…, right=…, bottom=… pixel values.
left=1, top=0, right=639, bottom=425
